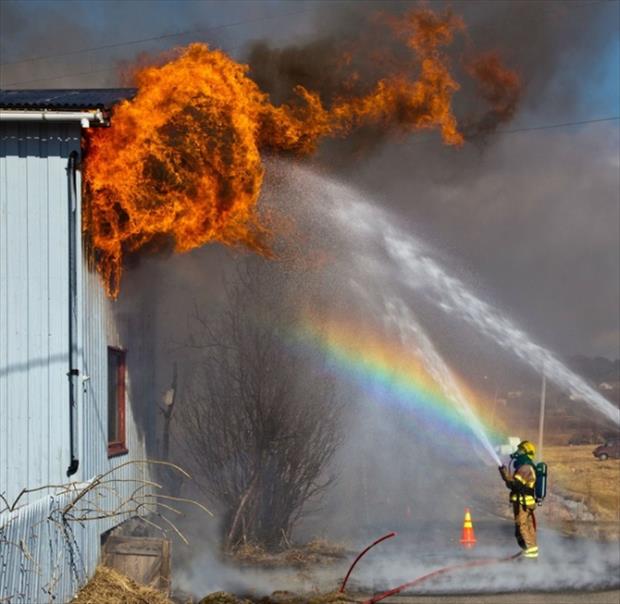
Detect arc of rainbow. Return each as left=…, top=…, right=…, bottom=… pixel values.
left=290, top=315, right=506, bottom=451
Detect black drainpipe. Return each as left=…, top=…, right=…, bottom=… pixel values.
left=66, top=150, right=80, bottom=477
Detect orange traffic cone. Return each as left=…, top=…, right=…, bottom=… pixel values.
left=460, top=507, right=477, bottom=549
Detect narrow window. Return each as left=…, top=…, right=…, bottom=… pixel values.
left=107, top=347, right=127, bottom=457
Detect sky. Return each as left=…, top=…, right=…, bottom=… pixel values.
left=1, top=0, right=618, bottom=359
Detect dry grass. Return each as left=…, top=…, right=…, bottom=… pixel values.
left=198, top=591, right=355, bottom=604
left=232, top=539, right=348, bottom=569
left=543, top=445, right=620, bottom=521
left=262, top=591, right=355, bottom=604
left=73, top=565, right=172, bottom=604
left=535, top=444, right=620, bottom=540
left=198, top=593, right=253, bottom=604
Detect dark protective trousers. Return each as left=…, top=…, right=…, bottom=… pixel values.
left=512, top=502, right=537, bottom=552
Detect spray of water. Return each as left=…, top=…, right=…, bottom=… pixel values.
left=277, top=162, right=618, bottom=462
left=323, top=172, right=619, bottom=426
left=344, top=270, right=502, bottom=464
left=382, top=297, right=502, bottom=465
left=383, top=234, right=620, bottom=425
left=339, top=235, right=502, bottom=463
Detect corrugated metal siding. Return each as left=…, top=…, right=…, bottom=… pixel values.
left=1, top=122, right=150, bottom=603
left=0, top=487, right=93, bottom=603
left=0, top=89, right=137, bottom=110
left=78, top=201, right=150, bottom=487
left=0, top=122, right=76, bottom=504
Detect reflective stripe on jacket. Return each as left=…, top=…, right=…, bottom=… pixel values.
left=507, top=463, right=537, bottom=508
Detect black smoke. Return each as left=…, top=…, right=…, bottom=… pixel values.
left=1, top=0, right=617, bottom=356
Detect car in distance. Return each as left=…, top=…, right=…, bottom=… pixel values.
left=592, top=439, right=620, bottom=461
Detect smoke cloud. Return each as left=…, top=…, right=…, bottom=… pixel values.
left=240, top=1, right=619, bottom=357
left=4, top=1, right=613, bottom=356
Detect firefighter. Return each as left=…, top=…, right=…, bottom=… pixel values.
left=499, top=440, right=538, bottom=559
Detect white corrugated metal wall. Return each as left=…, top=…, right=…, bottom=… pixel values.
left=0, top=122, right=75, bottom=505
left=0, top=122, right=151, bottom=603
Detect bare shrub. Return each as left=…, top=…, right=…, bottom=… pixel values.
left=176, top=259, right=346, bottom=551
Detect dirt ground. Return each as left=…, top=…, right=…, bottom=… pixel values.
left=530, top=445, right=620, bottom=540
left=543, top=445, right=620, bottom=520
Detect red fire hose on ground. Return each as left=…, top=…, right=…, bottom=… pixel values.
left=339, top=532, right=397, bottom=593
left=361, top=552, right=521, bottom=603
left=339, top=532, right=521, bottom=603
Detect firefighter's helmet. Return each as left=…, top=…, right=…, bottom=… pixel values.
left=517, top=440, right=536, bottom=458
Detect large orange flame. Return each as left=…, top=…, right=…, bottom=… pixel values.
left=83, top=7, right=519, bottom=297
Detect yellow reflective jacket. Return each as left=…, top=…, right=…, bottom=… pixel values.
left=504, top=462, right=537, bottom=509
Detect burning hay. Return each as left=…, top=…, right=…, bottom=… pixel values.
left=72, top=565, right=172, bottom=604
left=83, top=6, right=520, bottom=297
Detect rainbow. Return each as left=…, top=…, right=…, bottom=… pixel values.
left=291, top=315, right=506, bottom=455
